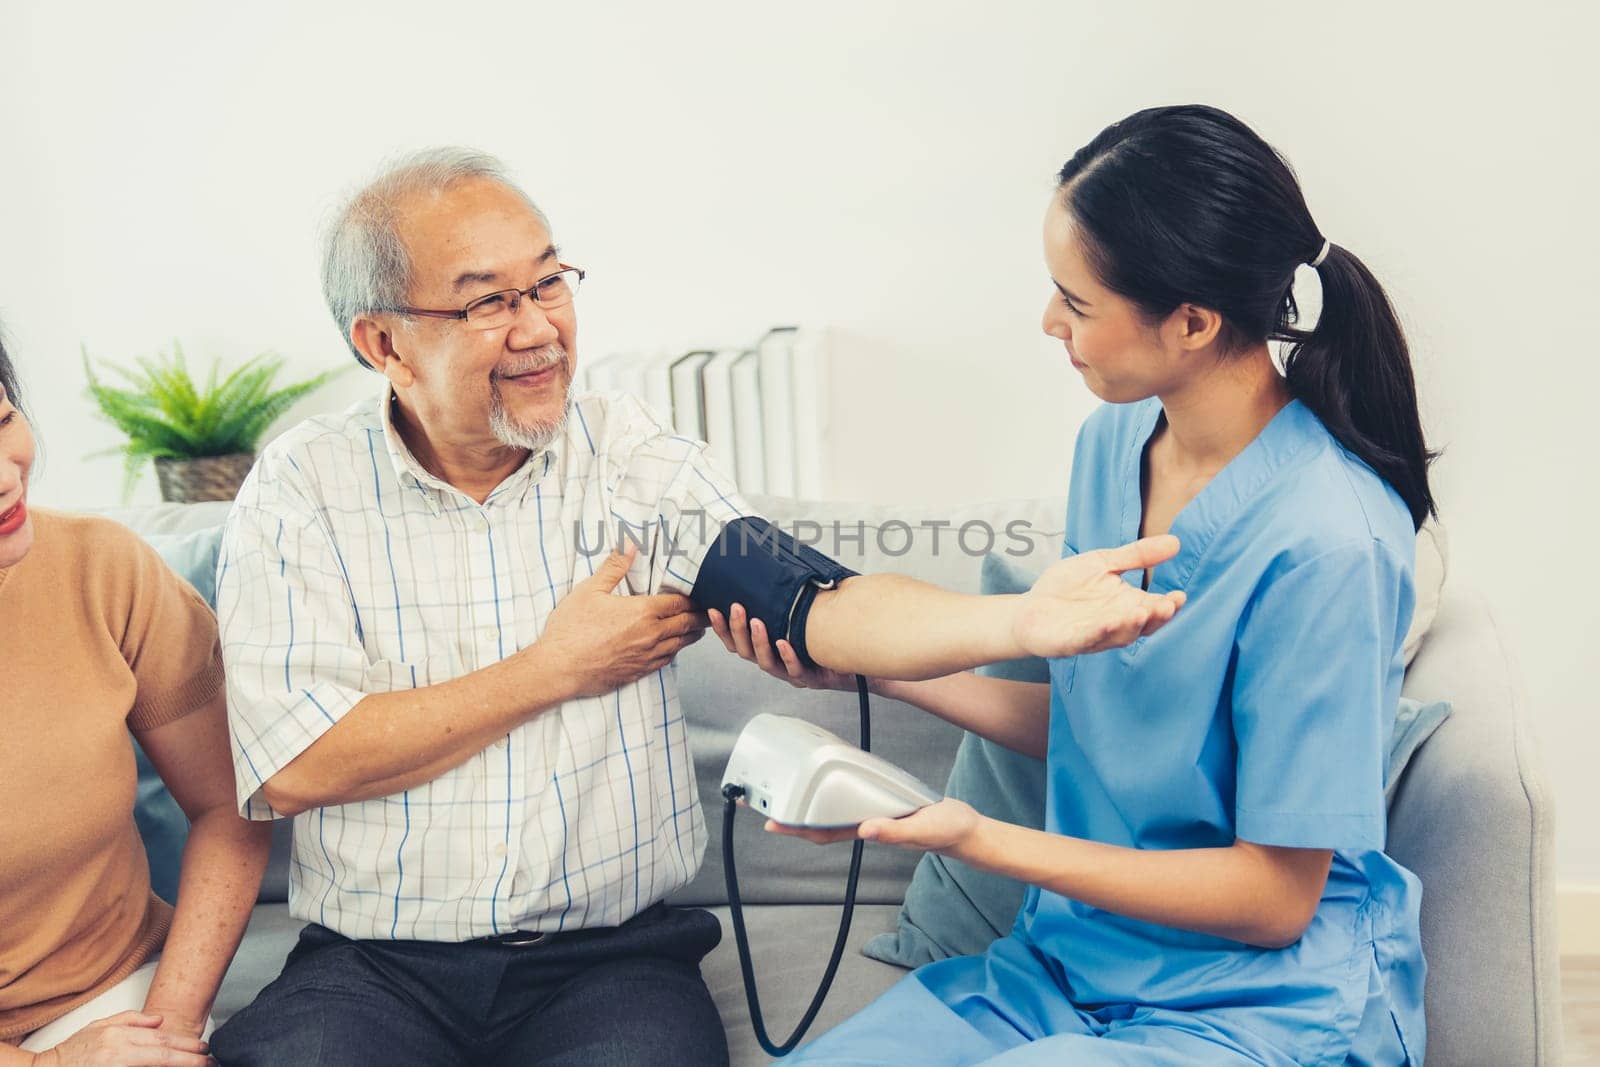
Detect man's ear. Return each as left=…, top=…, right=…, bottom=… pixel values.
left=1167, top=302, right=1225, bottom=353
left=351, top=316, right=416, bottom=389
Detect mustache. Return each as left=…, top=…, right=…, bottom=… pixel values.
left=493, top=344, right=568, bottom=380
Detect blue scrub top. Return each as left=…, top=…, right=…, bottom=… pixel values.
left=1020, top=397, right=1427, bottom=1061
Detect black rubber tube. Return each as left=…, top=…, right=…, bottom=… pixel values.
left=721, top=674, right=872, bottom=1057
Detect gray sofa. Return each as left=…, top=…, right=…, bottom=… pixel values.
left=113, top=494, right=1560, bottom=1065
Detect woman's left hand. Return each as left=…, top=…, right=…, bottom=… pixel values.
left=709, top=603, right=862, bottom=693
left=1013, top=535, right=1187, bottom=658
left=764, top=797, right=983, bottom=855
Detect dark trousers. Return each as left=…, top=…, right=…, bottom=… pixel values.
left=210, top=904, right=729, bottom=1067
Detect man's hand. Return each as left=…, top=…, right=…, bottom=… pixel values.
left=1012, top=535, right=1187, bottom=658
left=31, top=1012, right=212, bottom=1067
left=533, top=544, right=708, bottom=699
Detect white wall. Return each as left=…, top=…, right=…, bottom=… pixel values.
left=4, top=1, right=1597, bottom=887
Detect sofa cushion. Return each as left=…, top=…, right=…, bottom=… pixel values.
left=211, top=904, right=302, bottom=1024
left=101, top=500, right=235, bottom=539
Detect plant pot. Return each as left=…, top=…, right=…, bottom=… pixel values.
left=153, top=453, right=256, bottom=503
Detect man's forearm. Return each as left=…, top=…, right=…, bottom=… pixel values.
left=804, top=574, right=1026, bottom=680
left=264, top=647, right=572, bottom=814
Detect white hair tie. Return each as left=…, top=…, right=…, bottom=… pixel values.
left=1308, top=239, right=1332, bottom=268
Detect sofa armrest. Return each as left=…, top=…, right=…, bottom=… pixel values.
left=1389, top=586, right=1561, bottom=1065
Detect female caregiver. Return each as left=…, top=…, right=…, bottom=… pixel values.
left=0, top=334, right=272, bottom=1066
left=714, top=104, right=1433, bottom=1065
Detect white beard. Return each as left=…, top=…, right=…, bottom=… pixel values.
left=489, top=396, right=570, bottom=451
left=488, top=345, right=571, bottom=450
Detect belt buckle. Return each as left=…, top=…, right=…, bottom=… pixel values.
left=498, top=930, right=547, bottom=947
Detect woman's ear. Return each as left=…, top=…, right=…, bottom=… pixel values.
left=1167, top=302, right=1225, bottom=353
left=351, top=316, right=416, bottom=389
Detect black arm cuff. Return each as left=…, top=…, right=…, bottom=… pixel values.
left=690, top=516, right=858, bottom=669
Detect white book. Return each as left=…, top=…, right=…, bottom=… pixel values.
left=699, top=348, right=743, bottom=475
left=790, top=328, right=831, bottom=498
left=640, top=350, right=675, bottom=424
left=757, top=326, right=798, bottom=497
left=614, top=352, right=652, bottom=400
left=668, top=350, right=714, bottom=439
left=580, top=351, right=626, bottom=394
left=730, top=347, right=766, bottom=494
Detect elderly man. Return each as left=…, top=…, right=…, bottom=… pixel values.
left=209, top=148, right=1181, bottom=1067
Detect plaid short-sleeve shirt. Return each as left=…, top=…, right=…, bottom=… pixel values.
left=217, top=388, right=749, bottom=941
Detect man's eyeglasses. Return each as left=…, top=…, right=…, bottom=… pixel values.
left=385, top=266, right=585, bottom=330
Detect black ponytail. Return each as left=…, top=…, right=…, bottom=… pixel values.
left=1283, top=244, right=1435, bottom=528
left=1058, top=105, right=1436, bottom=528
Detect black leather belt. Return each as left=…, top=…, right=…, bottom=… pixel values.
left=471, top=902, right=669, bottom=947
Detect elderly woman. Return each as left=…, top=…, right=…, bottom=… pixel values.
left=0, top=332, right=271, bottom=1067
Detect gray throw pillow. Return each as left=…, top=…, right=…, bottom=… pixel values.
left=1385, top=696, right=1452, bottom=804
left=864, top=553, right=1453, bottom=970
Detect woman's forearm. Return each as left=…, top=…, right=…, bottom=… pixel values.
left=141, top=809, right=273, bottom=1035
left=801, top=538, right=1184, bottom=680
left=949, top=817, right=1329, bottom=949
left=805, top=575, right=1026, bottom=680
left=874, top=673, right=1052, bottom=759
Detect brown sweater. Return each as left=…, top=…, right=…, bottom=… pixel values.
left=0, top=510, right=223, bottom=1043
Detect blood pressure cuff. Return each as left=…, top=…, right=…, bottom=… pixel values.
left=690, top=516, right=859, bottom=669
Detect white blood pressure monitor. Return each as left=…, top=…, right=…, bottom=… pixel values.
left=721, top=713, right=942, bottom=829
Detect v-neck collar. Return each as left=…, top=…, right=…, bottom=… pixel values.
left=1121, top=397, right=1321, bottom=592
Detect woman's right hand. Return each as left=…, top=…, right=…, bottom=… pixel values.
left=32, top=1012, right=212, bottom=1067
left=709, top=603, right=863, bottom=693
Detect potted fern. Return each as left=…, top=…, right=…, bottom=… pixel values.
left=84, top=344, right=340, bottom=502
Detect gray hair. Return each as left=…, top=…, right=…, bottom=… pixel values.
left=321, top=147, right=550, bottom=366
